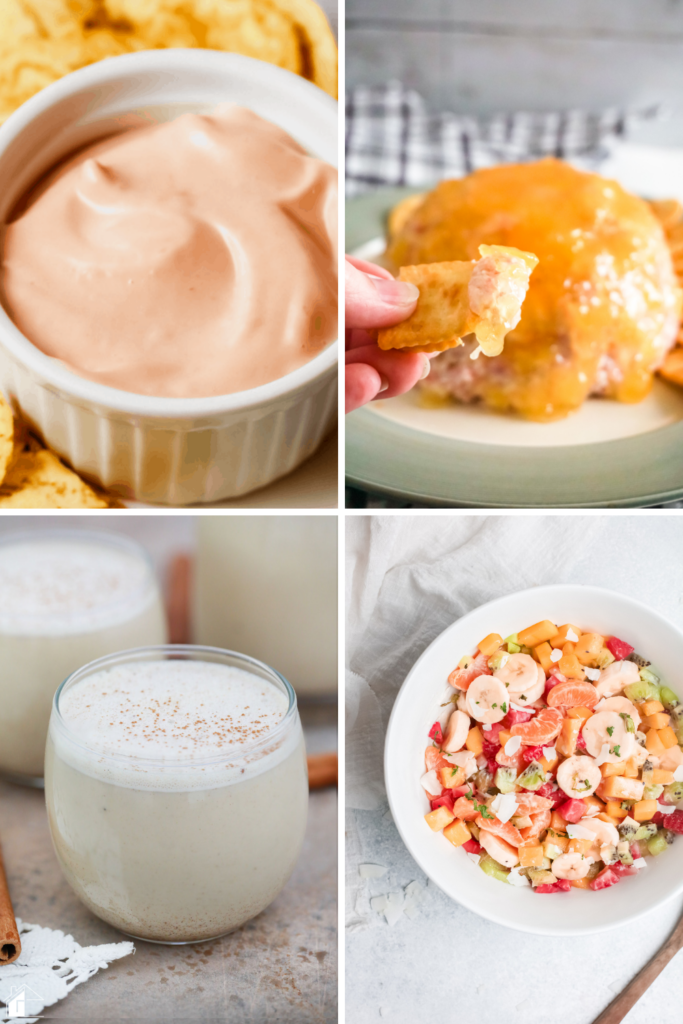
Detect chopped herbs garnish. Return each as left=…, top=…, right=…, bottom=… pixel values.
left=610, top=745, right=621, bottom=757
left=606, top=726, right=614, bottom=737
left=619, top=713, right=635, bottom=733
left=501, top=703, right=507, bottom=713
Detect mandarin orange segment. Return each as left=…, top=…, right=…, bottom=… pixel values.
left=514, top=793, right=553, bottom=814
left=476, top=814, right=524, bottom=848
left=555, top=717, right=581, bottom=757
left=519, top=809, right=551, bottom=841
left=510, top=706, right=563, bottom=745
left=447, top=650, right=491, bottom=690
left=451, top=797, right=479, bottom=821
left=567, top=706, right=593, bottom=721
left=546, top=681, right=599, bottom=709
left=425, top=746, right=450, bottom=773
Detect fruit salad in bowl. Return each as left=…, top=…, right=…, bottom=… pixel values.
left=422, top=622, right=683, bottom=894
left=385, top=584, right=683, bottom=934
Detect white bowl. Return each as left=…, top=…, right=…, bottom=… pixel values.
left=385, top=583, right=683, bottom=935
left=0, top=50, right=338, bottom=506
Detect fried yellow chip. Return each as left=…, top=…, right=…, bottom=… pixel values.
left=0, top=435, right=124, bottom=507
left=387, top=192, right=425, bottom=242
left=659, top=346, right=683, bottom=387
left=377, top=245, right=538, bottom=356
left=0, top=391, right=19, bottom=485
left=0, top=0, right=337, bottom=125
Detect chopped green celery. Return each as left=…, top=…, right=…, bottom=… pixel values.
left=619, top=713, right=636, bottom=734
left=516, top=762, right=547, bottom=791
left=639, top=667, right=661, bottom=688
left=507, top=643, right=521, bottom=654
left=633, top=822, right=658, bottom=843
left=478, top=855, right=510, bottom=883
left=647, top=832, right=670, bottom=856
left=624, top=679, right=661, bottom=703
left=618, top=816, right=639, bottom=842
left=659, top=686, right=680, bottom=711
left=494, top=767, right=517, bottom=794
left=663, top=781, right=683, bottom=805
left=595, top=648, right=616, bottom=670
left=643, top=785, right=664, bottom=800
left=616, top=841, right=634, bottom=866
left=527, top=868, right=556, bottom=887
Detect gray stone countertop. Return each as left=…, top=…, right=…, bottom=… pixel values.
left=0, top=706, right=337, bottom=1024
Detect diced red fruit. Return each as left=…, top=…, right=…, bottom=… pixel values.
left=612, top=862, right=638, bottom=878
left=428, top=721, right=444, bottom=744
left=665, top=810, right=683, bottom=834
left=486, top=757, right=499, bottom=775
left=535, top=879, right=571, bottom=894
left=462, top=839, right=482, bottom=855
left=502, top=709, right=533, bottom=728
left=544, top=675, right=563, bottom=697
left=606, top=636, right=634, bottom=660
left=558, top=799, right=587, bottom=824
left=630, top=841, right=641, bottom=860
left=575, top=732, right=587, bottom=752
left=652, top=812, right=665, bottom=827
left=430, top=791, right=455, bottom=812
left=486, top=723, right=506, bottom=744
left=522, top=746, right=546, bottom=766
left=589, top=867, right=621, bottom=891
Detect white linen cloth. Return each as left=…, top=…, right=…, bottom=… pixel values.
left=0, top=920, right=133, bottom=1023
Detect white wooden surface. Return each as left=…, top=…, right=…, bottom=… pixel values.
left=346, top=0, right=683, bottom=142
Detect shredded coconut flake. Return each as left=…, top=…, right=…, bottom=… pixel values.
left=566, top=823, right=596, bottom=840
left=507, top=867, right=530, bottom=887
left=550, top=649, right=562, bottom=663
left=504, top=736, right=522, bottom=756
left=584, top=667, right=601, bottom=682
left=466, top=852, right=481, bottom=866
left=566, top=629, right=579, bottom=642
left=542, top=746, right=557, bottom=761
left=657, top=803, right=676, bottom=815
left=674, top=766, right=683, bottom=782
left=482, top=724, right=492, bottom=732
left=421, top=770, right=440, bottom=794
left=491, top=791, right=519, bottom=824
left=594, top=743, right=612, bottom=767
left=633, top=858, right=647, bottom=870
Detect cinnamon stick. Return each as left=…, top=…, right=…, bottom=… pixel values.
left=0, top=842, right=20, bottom=965
left=166, top=554, right=192, bottom=645
left=307, top=753, right=338, bottom=789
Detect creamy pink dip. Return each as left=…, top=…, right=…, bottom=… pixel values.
left=0, top=105, right=337, bottom=398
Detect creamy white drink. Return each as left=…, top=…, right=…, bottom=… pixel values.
left=0, top=532, right=166, bottom=782
left=45, top=649, right=308, bottom=943
left=194, top=516, right=337, bottom=697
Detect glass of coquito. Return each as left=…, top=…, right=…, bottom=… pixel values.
left=194, top=517, right=337, bottom=698
left=0, top=530, right=167, bottom=785
left=45, top=645, right=308, bottom=944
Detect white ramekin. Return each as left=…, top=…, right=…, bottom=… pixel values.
left=0, top=50, right=338, bottom=506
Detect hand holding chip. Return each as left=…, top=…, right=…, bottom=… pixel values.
left=345, top=257, right=432, bottom=414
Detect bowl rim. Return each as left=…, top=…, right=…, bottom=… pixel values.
left=0, top=48, right=338, bottom=419
left=384, top=582, right=683, bottom=936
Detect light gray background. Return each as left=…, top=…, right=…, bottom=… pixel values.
left=346, top=0, right=683, bottom=143
left=346, top=514, right=683, bottom=1024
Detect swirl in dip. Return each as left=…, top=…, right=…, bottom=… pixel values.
left=0, top=104, right=337, bottom=398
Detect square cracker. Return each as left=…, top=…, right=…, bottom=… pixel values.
left=377, top=261, right=478, bottom=354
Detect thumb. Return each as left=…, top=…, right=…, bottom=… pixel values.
left=344, top=258, right=419, bottom=330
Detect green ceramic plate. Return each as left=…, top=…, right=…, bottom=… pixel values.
left=346, top=185, right=683, bottom=508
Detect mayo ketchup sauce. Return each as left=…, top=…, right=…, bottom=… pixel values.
left=0, top=104, right=338, bottom=398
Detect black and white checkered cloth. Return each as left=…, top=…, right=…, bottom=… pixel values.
left=345, top=82, right=660, bottom=197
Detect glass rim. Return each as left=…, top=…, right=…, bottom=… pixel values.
left=51, top=643, right=299, bottom=769
left=0, top=527, right=158, bottom=626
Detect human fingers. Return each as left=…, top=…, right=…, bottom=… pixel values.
left=344, top=258, right=418, bottom=329
left=345, top=344, right=430, bottom=407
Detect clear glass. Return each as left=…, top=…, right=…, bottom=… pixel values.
left=45, top=645, right=308, bottom=945
left=194, top=516, right=337, bottom=698
left=0, top=529, right=167, bottom=785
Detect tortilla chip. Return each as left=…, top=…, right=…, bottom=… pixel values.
left=377, top=245, right=538, bottom=356
left=0, top=435, right=124, bottom=507
left=0, top=0, right=337, bottom=124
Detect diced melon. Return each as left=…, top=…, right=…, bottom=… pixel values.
left=499, top=730, right=512, bottom=747
left=632, top=799, right=657, bottom=822
left=550, top=811, right=569, bottom=833
left=556, top=718, right=581, bottom=757
left=425, top=806, right=455, bottom=831
left=443, top=818, right=471, bottom=847
left=518, top=620, right=558, bottom=647
left=539, top=753, right=559, bottom=774
left=583, top=795, right=605, bottom=813
left=465, top=725, right=484, bottom=756
left=534, top=641, right=554, bottom=673
left=439, top=765, right=467, bottom=790
left=574, top=633, right=604, bottom=666
left=601, top=761, right=626, bottom=779
left=652, top=768, right=675, bottom=785
left=543, top=835, right=569, bottom=858
left=599, top=776, right=645, bottom=801
left=597, top=812, right=622, bottom=826
left=548, top=624, right=582, bottom=648
left=571, top=877, right=592, bottom=889
left=558, top=653, right=585, bottom=680
left=622, top=757, right=640, bottom=779
left=641, top=700, right=664, bottom=717
left=646, top=729, right=666, bottom=755
left=643, top=712, right=670, bottom=730
left=567, top=837, right=593, bottom=856
left=478, top=632, right=503, bottom=657
left=562, top=641, right=576, bottom=655
left=658, top=726, right=679, bottom=749
left=567, top=706, right=593, bottom=721
left=518, top=844, right=544, bottom=868
left=605, top=800, right=629, bottom=819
